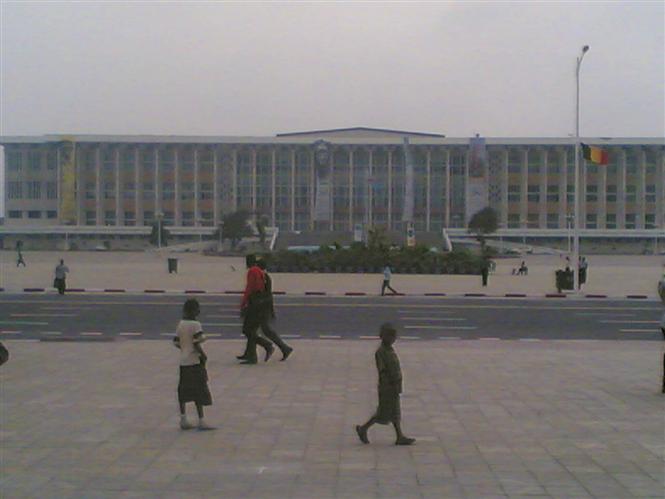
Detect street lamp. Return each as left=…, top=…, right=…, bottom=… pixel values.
left=156, top=211, right=164, bottom=248
left=573, top=44, right=589, bottom=291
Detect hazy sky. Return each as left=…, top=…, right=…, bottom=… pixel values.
left=1, top=1, right=663, bottom=138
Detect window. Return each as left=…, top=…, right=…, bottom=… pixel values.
left=28, top=151, right=42, bottom=170
left=547, top=213, right=559, bottom=229
left=123, top=182, right=135, bottom=199
left=199, top=182, right=213, bottom=200
left=162, top=182, right=175, bottom=200
left=605, top=213, right=616, bottom=229
left=507, top=213, right=520, bottom=228
left=28, top=210, right=42, bottom=219
left=162, top=211, right=174, bottom=225
left=180, top=150, right=194, bottom=171
left=527, top=213, right=539, bottom=228
left=645, top=185, right=656, bottom=203
left=201, top=212, right=213, bottom=225
left=7, top=151, right=22, bottom=171
left=85, top=182, right=95, bottom=199
left=124, top=211, right=135, bottom=226
left=527, top=185, right=539, bottom=203
left=181, top=182, right=194, bottom=200
left=587, top=164, right=598, bottom=174
left=546, top=185, right=559, bottom=202
left=144, top=211, right=154, bottom=224
left=47, top=211, right=57, bottom=219
left=585, top=214, right=597, bottom=229
left=104, top=182, right=115, bottom=199
left=606, top=185, right=617, bottom=203
left=508, top=184, right=520, bottom=202
left=102, top=149, right=115, bottom=172
left=567, top=184, right=575, bottom=203
left=645, top=214, right=656, bottom=229
left=8, top=210, right=22, bottom=219
left=86, top=211, right=96, bottom=225
left=585, top=185, right=598, bottom=203
left=47, top=150, right=57, bottom=170
left=104, top=210, right=116, bottom=225
left=625, top=213, right=636, bottom=229
left=182, top=211, right=194, bottom=226
left=26, top=181, right=41, bottom=199
left=625, top=185, right=636, bottom=203
left=8, top=181, right=22, bottom=199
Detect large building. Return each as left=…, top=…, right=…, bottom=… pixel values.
left=1, top=128, right=663, bottom=248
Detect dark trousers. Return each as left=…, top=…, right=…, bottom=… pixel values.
left=481, top=269, right=489, bottom=287
left=55, top=278, right=66, bottom=295
left=261, top=319, right=290, bottom=354
left=381, top=280, right=397, bottom=295
left=241, top=309, right=273, bottom=362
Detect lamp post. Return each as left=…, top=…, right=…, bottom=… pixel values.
left=156, top=211, right=164, bottom=249
left=573, top=45, right=589, bottom=292
left=566, top=212, right=574, bottom=253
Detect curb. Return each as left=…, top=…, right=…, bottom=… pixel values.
left=626, top=294, right=648, bottom=299
left=224, top=290, right=243, bottom=295
left=184, top=290, right=206, bottom=294
left=465, top=293, right=486, bottom=297
left=305, top=291, right=326, bottom=295
left=23, top=288, right=45, bottom=292
left=104, top=289, right=126, bottom=293
left=424, top=292, right=446, bottom=296
left=546, top=293, right=567, bottom=298
left=585, top=294, right=607, bottom=298
left=344, top=292, right=366, bottom=296
left=39, top=336, right=115, bottom=343
left=144, top=289, right=165, bottom=294
left=505, top=293, right=527, bottom=297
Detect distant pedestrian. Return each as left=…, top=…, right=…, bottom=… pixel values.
left=381, top=264, right=398, bottom=296
left=578, top=257, right=588, bottom=290
left=0, top=342, right=8, bottom=366
left=237, top=254, right=275, bottom=365
left=172, top=298, right=214, bottom=431
left=355, top=323, right=415, bottom=446
left=53, top=259, right=69, bottom=295
left=256, top=260, right=293, bottom=361
left=16, top=240, right=26, bottom=267
left=658, top=273, right=665, bottom=303
left=481, top=258, right=491, bottom=287
left=661, top=310, right=665, bottom=393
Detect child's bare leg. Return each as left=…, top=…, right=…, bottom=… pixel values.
left=179, top=402, right=194, bottom=430
left=393, top=421, right=415, bottom=445
left=179, top=402, right=187, bottom=416
left=356, top=416, right=376, bottom=444
left=195, top=402, right=204, bottom=419
left=196, top=402, right=215, bottom=431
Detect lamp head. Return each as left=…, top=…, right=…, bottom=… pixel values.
left=582, top=45, right=589, bottom=53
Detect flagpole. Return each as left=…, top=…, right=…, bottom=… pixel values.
left=573, top=45, right=589, bottom=292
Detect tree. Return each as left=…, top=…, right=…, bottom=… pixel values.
left=367, top=226, right=389, bottom=251
left=468, top=206, right=498, bottom=254
left=221, top=210, right=252, bottom=249
left=149, top=222, right=169, bottom=247
left=256, top=215, right=268, bottom=247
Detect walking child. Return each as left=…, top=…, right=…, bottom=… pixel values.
left=381, top=264, right=398, bottom=296
left=356, top=323, right=415, bottom=446
left=173, top=299, right=215, bottom=430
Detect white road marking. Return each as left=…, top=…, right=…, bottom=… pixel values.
left=576, top=313, right=635, bottom=317
left=0, top=321, right=48, bottom=326
left=401, top=317, right=466, bottom=321
left=40, top=306, right=92, bottom=311
left=519, top=338, right=542, bottom=341
left=600, top=320, right=660, bottom=324
left=41, top=331, right=62, bottom=336
left=479, top=337, right=501, bottom=340
left=404, top=325, right=477, bottom=330
left=619, top=329, right=661, bottom=333
left=119, top=332, right=143, bottom=336
left=160, top=333, right=174, bottom=337
left=400, top=336, right=420, bottom=340
left=359, top=335, right=379, bottom=339
left=11, top=313, right=77, bottom=317
left=439, top=336, right=461, bottom=340
left=206, top=333, right=222, bottom=337
left=207, top=315, right=239, bottom=319
left=80, top=332, right=103, bottom=336
left=319, top=335, right=341, bottom=339
left=203, top=323, right=240, bottom=327
left=0, top=330, right=21, bottom=334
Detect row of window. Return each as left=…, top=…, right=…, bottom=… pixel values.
left=506, top=184, right=658, bottom=203
left=506, top=213, right=659, bottom=229
left=7, top=181, right=57, bottom=200
left=7, top=210, right=57, bottom=219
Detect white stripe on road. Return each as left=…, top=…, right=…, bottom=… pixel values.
left=40, top=306, right=92, bottom=311
left=206, top=315, right=239, bottom=319
left=41, top=331, right=62, bottom=336
left=119, top=332, right=143, bottom=336
left=404, top=325, right=477, bottom=330
left=400, top=336, right=420, bottom=340
left=619, top=329, right=661, bottom=333
left=160, top=333, right=174, bottom=337
left=11, top=313, right=77, bottom=317
left=80, top=332, right=103, bottom=336
left=519, top=338, right=542, bottom=342
left=0, top=321, right=48, bottom=326
left=319, top=335, right=341, bottom=339
left=0, top=330, right=21, bottom=334
left=205, top=333, right=222, bottom=337
left=359, top=335, right=379, bottom=339
left=576, top=313, right=635, bottom=317
left=600, top=320, right=660, bottom=324
left=479, top=337, right=501, bottom=340
left=439, top=336, right=461, bottom=340
left=401, top=317, right=467, bottom=321
left=203, top=323, right=241, bottom=327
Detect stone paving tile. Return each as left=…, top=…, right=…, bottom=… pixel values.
left=1, top=339, right=663, bottom=498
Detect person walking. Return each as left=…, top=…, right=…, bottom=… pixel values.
left=578, top=256, right=588, bottom=290
left=53, top=259, right=69, bottom=295
left=481, top=258, right=491, bottom=287
left=16, top=240, right=26, bottom=267
left=256, top=260, right=293, bottom=361
left=381, top=264, right=398, bottom=296
left=237, top=254, right=275, bottom=365
left=172, top=299, right=214, bottom=430
left=355, top=323, right=415, bottom=446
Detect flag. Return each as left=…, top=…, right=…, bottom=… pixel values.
left=581, top=143, right=608, bottom=165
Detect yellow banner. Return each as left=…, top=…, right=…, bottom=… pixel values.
left=59, top=139, right=76, bottom=224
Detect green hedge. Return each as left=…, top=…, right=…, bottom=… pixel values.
left=261, top=245, right=485, bottom=274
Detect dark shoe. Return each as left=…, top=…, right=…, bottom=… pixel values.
left=236, top=354, right=248, bottom=360
left=281, top=347, right=293, bottom=362
left=264, top=345, right=275, bottom=362
left=239, top=359, right=257, bottom=365
left=356, top=425, right=369, bottom=444
left=395, top=436, right=415, bottom=446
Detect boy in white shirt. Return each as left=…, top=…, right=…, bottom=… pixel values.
left=173, top=299, right=214, bottom=430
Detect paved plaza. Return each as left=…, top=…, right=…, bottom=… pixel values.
left=1, top=338, right=663, bottom=498
left=1, top=251, right=663, bottom=297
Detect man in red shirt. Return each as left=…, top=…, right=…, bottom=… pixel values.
left=237, top=254, right=274, bottom=364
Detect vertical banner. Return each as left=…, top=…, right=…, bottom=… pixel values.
left=466, top=134, right=489, bottom=223
left=313, top=140, right=332, bottom=225
left=402, top=137, right=415, bottom=224
left=406, top=221, right=416, bottom=247
left=59, top=138, right=77, bottom=224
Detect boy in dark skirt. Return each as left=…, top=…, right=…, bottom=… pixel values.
left=356, top=323, right=415, bottom=446
left=173, top=299, right=214, bottom=431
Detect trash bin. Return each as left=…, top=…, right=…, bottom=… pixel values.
left=168, top=258, right=178, bottom=274
left=555, top=269, right=574, bottom=293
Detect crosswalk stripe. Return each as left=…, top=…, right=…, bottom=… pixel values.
left=119, top=332, right=143, bottom=336
left=319, top=335, right=341, bottom=339
left=404, top=325, right=477, bottom=330
left=1, top=330, right=21, bottom=334
left=80, top=332, right=103, bottom=336
left=439, top=336, right=461, bottom=340
left=619, top=329, right=660, bottom=333
left=601, top=320, right=659, bottom=324
left=400, top=317, right=466, bottom=321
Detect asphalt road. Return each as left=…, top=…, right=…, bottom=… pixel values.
left=0, top=293, right=663, bottom=342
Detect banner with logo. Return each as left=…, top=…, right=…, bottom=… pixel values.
left=59, top=138, right=77, bottom=224
left=466, top=135, right=489, bottom=223
left=402, top=137, right=414, bottom=224
left=313, top=140, right=332, bottom=223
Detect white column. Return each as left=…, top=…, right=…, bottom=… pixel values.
left=387, top=148, right=393, bottom=229
left=328, top=148, right=334, bottom=232
left=194, top=148, right=200, bottom=226
left=368, top=148, right=373, bottom=228
left=95, top=147, right=102, bottom=225
left=520, top=149, right=528, bottom=228
left=154, top=149, right=161, bottom=218
left=290, top=148, right=296, bottom=231
left=348, top=148, right=354, bottom=230
left=658, top=149, right=665, bottom=228
left=75, top=148, right=83, bottom=225
left=558, top=148, right=568, bottom=228
left=232, top=148, right=238, bottom=212
left=173, top=148, right=181, bottom=226
left=213, top=148, right=219, bottom=226
left=271, top=148, right=276, bottom=227
left=636, top=148, right=646, bottom=229
left=426, top=148, right=431, bottom=231
left=617, top=149, right=626, bottom=229
left=500, top=149, right=508, bottom=228
left=539, top=149, right=548, bottom=229
left=579, top=159, right=587, bottom=229
left=114, top=148, right=121, bottom=226
left=135, top=147, right=142, bottom=226
left=444, top=149, right=451, bottom=228
left=309, top=151, right=315, bottom=231
left=597, top=154, right=607, bottom=229
left=251, top=148, right=257, bottom=215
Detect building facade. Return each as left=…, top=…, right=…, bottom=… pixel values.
left=2, top=128, right=664, bottom=236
